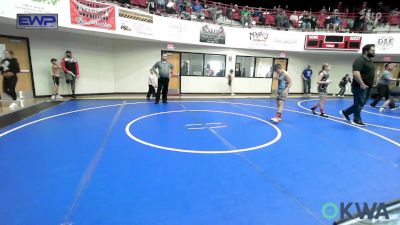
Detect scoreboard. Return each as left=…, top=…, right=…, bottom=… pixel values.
left=304, top=35, right=362, bottom=51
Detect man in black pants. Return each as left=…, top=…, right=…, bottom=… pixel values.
left=388, top=86, right=400, bottom=110
left=340, top=44, right=376, bottom=127
left=0, top=50, right=20, bottom=109
left=61, top=50, right=80, bottom=98
left=337, top=74, right=351, bottom=97
left=370, top=63, right=399, bottom=111
left=152, top=52, right=174, bottom=104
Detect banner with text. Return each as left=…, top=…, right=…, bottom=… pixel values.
left=70, top=0, right=116, bottom=30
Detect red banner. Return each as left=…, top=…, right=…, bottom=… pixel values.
left=70, top=0, right=116, bottom=30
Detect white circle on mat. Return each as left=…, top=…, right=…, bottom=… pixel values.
left=125, top=110, right=281, bottom=154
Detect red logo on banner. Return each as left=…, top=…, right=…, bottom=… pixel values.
left=70, top=0, right=116, bottom=30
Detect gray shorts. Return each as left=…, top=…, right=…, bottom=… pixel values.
left=65, top=73, right=76, bottom=81
left=318, top=88, right=327, bottom=97
left=277, top=91, right=288, bottom=101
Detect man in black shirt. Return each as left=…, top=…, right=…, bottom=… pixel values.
left=152, top=52, right=174, bottom=104
left=340, top=44, right=376, bottom=126
left=337, top=74, right=352, bottom=97
left=61, top=50, right=80, bottom=98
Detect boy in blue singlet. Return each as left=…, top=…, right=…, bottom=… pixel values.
left=271, top=64, right=292, bottom=123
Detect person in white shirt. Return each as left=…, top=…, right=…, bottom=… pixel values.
left=146, top=68, right=158, bottom=100
left=290, top=11, right=299, bottom=27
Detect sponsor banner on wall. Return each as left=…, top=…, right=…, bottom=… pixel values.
left=361, top=34, right=399, bottom=54
left=165, top=20, right=191, bottom=39
left=0, top=0, right=62, bottom=18
left=120, top=18, right=153, bottom=36
left=152, top=16, right=199, bottom=44
left=248, top=29, right=269, bottom=48
left=269, top=32, right=301, bottom=48
left=376, top=36, right=394, bottom=50
left=199, top=25, right=225, bottom=45
left=226, top=26, right=304, bottom=51
left=250, top=30, right=269, bottom=42
left=15, top=0, right=61, bottom=13
left=0, top=0, right=71, bottom=27
left=70, top=0, right=116, bottom=30
left=119, top=9, right=153, bottom=23
left=32, top=0, right=61, bottom=6
left=118, top=9, right=153, bottom=36
left=17, top=14, right=58, bottom=29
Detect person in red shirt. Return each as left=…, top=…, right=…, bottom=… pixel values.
left=61, top=50, right=80, bottom=98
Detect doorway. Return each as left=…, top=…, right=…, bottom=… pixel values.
left=271, top=58, right=289, bottom=93
left=165, top=51, right=181, bottom=95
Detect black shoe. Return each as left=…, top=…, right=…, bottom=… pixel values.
left=72, top=95, right=76, bottom=99
left=353, top=120, right=366, bottom=127
left=311, top=108, right=317, bottom=115
left=146, top=97, right=150, bottom=100
left=320, top=113, right=329, bottom=118
left=155, top=101, right=159, bottom=104
left=340, top=110, right=350, bottom=122
left=162, top=101, right=168, bottom=103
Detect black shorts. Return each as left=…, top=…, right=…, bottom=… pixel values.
left=52, top=76, right=60, bottom=86
left=391, top=86, right=400, bottom=97
left=377, top=84, right=390, bottom=100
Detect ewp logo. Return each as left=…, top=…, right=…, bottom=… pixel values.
left=17, top=14, right=58, bottom=29
left=322, top=202, right=389, bottom=221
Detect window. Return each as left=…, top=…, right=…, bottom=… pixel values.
left=180, top=53, right=225, bottom=76
left=255, top=57, right=273, bottom=78
left=236, top=56, right=255, bottom=77
left=204, top=54, right=226, bottom=77
left=181, top=53, right=203, bottom=76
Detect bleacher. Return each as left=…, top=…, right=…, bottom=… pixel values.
left=107, top=0, right=400, bottom=33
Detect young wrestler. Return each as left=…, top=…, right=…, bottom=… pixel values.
left=271, top=64, right=292, bottom=123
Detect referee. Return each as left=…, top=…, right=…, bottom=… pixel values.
left=152, top=52, right=174, bottom=104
